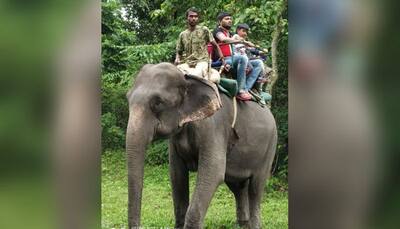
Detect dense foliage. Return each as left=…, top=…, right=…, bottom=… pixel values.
left=101, top=0, right=288, bottom=180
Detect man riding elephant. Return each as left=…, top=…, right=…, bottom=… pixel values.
left=175, top=7, right=224, bottom=82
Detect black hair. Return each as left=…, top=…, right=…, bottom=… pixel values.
left=217, top=12, right=231, bottom=22
left=236, top=23, right=250, bottom=32
left=186, top=7, right=200, bottom=18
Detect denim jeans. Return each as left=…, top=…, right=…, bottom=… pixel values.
left=246, top=59, right=264, bottom=91
left=225, top=54, right=248, bottom=92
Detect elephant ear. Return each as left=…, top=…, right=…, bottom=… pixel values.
left=179, top=74, right=222, bottom=126
left=126, top=64, right=155, bottom=99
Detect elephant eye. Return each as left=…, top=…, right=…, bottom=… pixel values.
left=150, top=96, right=165, bottom=114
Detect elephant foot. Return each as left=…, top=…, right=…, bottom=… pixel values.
left=183, top=222, right=202, bottom=229
left=248, top=220, right=261, bottom=229
left=184, top=225, right=201, bottom=229
left=238, top=220, right=250, bottom=228
left=175, top=221, right=184, bottom=229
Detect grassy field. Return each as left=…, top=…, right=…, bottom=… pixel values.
left=102, top=151, right=288, bottom=229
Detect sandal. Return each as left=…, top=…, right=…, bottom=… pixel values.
left=236, top=92, right=252, bottom=101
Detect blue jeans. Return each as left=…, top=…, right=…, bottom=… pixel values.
left=245, top=59, right=264, bottom=91
left=225, top=55, right=248, bottom=92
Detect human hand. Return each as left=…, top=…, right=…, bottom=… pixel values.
left=174, top=57, right=180, bottom=65
left=245, top=41, right=255, bottom=47
left=220, top=57, right=226, bottom=66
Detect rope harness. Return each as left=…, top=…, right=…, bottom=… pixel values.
left=231, top=96, right=237, bottom=128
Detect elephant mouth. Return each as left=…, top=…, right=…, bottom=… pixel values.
left=153, top=121, right=183, bottom=140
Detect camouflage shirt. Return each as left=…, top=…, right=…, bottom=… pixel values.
left=176, top=25, right=215, bottom=66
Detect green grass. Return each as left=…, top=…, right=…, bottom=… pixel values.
left=102, top=151, right=288, bottom=228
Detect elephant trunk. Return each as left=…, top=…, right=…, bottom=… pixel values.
left=125, top=106, right=155, bottom=228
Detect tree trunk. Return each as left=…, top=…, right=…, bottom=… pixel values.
left=265, top=17, right=282, bottom=96
left=264, top=0, right=287, bottom=99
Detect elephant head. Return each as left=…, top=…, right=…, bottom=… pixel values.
left=125, top=62, right=221, bottom=227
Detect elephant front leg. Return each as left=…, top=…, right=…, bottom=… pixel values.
left=184, top=152, right=226, bottom=228
left=169, top=147, right=189, bottom=228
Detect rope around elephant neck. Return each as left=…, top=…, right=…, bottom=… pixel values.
left=231, top=96, right=237, bottom=128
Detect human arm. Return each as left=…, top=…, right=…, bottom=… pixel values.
left=174, top=53, right=181, bottom=65
left=248, top=46, right=268, bottom=56
left=243, top=40, right=255, bottom=47
left=175, top=33, right=183, bottom=65
left=206, top=27, right=225, bottom=65
left=216, top=31, right=243, bottom=44
left=210, top=40, right=225, bottom=65
left=217, top=31, right=257, bottom=48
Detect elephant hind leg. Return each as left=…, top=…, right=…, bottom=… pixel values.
left=226, top=180, right=250, bottom=228
left=248, top=174, right=268, bottom=229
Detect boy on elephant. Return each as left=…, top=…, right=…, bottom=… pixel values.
left=232, top=23, right=272, bottom=90
left=175, top=7, right=224, bottom=82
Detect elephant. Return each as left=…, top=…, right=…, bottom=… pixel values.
left=125, top=62, right=277, bottom=229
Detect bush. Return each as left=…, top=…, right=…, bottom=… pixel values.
left=124, top=42, right=175, bottom=72
left=102, top=112, right=126, bottom=150
left=101, top=71, right=131, bottom=149
left=145, top=140, right=169, bottom=165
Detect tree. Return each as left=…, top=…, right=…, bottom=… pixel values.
left=267, top=0, right=287, bottom=95
left=102, top=0, right=136, bottom=74
left=120, top=0, right=167, bottom=44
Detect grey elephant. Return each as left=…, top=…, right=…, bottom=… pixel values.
left=126, top=62, right=277, bottom=229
